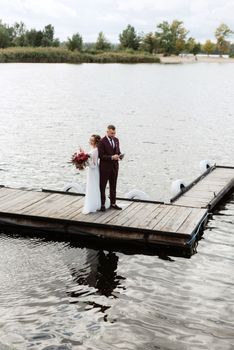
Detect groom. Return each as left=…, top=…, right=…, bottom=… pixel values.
left=98, top=125, right=122, bottom=212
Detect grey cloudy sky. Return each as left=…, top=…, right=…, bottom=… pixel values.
left=1, top=0, right=234, bottom=43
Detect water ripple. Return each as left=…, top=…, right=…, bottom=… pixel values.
left=0, top=64, right=234, bottom=349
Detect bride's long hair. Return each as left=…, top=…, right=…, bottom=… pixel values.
left=91, top=134, right=101, bottom=147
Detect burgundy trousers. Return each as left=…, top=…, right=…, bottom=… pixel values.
left=100, top=165, right=118, bottom=206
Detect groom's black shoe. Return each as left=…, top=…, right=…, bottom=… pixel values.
left=111, top=204, right=122, bottom=210
left=100, top=206, right=106, bottom=212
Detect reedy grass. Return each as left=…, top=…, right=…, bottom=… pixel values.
left=0, top=47, right=160, bottom=63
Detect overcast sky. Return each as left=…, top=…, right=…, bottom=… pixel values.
left=1, top=0, right=234, bottom=43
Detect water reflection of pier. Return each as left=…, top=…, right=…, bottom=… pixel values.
left=67, top=249, right=125, bottom=310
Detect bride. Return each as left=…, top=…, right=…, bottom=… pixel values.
left=82, top=134, right=102, bottom=214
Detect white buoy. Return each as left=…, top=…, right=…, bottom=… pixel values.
left=171, top=179, right=186, bottom=197
left=63, top=182, right=85, bottom=194
left=199, top=160, right=211, bottom=174
left=124, top=190, right=150, bottom=200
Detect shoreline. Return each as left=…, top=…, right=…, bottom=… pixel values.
left=160, top=55, right=234, bottom=64
left=0, top=47, right=234, bottom=64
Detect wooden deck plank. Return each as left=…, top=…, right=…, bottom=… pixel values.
left=125, top=203, right=161, bottom=229
left=0, top=191, right=49, bottom=212
left=72, top=200, right=123, bottom=223
left=115, top=202, right=148, bottom=227
left=100, top=201, right=133, bottom=223
left=200, top=180, right=232, bottom=187
left=145, top=205, right=168, bottom=229
left=205, top=172, right=234, bottom=179
left=207, top=174, right=234, bottom=181
left=63, top=204, right=85, bottom=220
left=40, top=196, right=86, bottom=221
left=185, top=187, right=225, bottom=193
left=9, top=194, right=53, bottom=213
left=0, top=188, right=32, bottom=208
left=176, top=195, right=213, bottom=203
left=42, top=197, right=85, bottom=220
left=197, top=173, right=233, bottom=181
left=101, top=202, right=138, bottom=227
left=107, top=202, right=144, bottom=226
left=160, top=207, right=192, bottom=233
left=77, top=200, right=132, bottom=224
left=90, top=201, right=133, bottom=224
left=43, top=195, right=85, bottom=217
left=45, top=205, right=80, bottom=220
left=176, top=209, right=207, bottom=235
left=148, top=205, right=175, bottom=230
left=0, top=187, right=24, bottom=200
left=19, top=194, right=66, bottom=215
left=181, top=192, right=215, bottom=200
left=70, top=201, right=137, bottom=224
left=175, top=172, right=234, bottom=208
left=23, top=194, right=84, bottom=217
left=174, top=199, right=208, bottom=208
left=189, top=183, right=226, bottom=190
left=153, top=206, right=183, bottom=232
left=135, top=203, right=162, bottom=228
left=208, top=169, right=234, bottom=176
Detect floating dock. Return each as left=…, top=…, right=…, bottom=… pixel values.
left=171, top=165, right=234, bottom=209
left=0, top=165, right=233, bottom=253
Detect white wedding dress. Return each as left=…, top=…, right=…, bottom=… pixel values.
left=82, top=147, right=101, bottom=214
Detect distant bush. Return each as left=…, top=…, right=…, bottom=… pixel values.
left=89, top=51, right=160, bottom=63
left=0, top=47, right=160, bottom=63
left=0, top=47, right=71, bottom=63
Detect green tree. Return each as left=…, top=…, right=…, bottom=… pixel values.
left=230, top=43, right=234, bottom=56
left=52, top=38, right=60, bottom=47
left=155, top=20, right=188, bottom=55
left=11, top=21, right=27, bottom=46
left=0, top=21, right=11, bottom=48
left=215, top=23, right=233, bottom=56
left=140, top=32, right=157, bottom=53
left=172, top=20, right=188, bottom=54
left=155, top=21, right=172, bottom=54
left=186, top=37, right=201, bottom=55
left=95, top=31, right=111, bottom=50
left=67, top=33, right=83, bottom=51
left=119, top=25, right=140, bottom=50
left=25, top=29, right=43, bottom=47
left=202, top=40, right=216, bottom=55
left=41, top=24, right=54, bottom=46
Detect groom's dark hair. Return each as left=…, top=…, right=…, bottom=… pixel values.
left=107, top=124, right=116, bottom=130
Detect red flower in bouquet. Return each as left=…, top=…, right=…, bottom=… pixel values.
left=71, top=150, right=90, bottom=170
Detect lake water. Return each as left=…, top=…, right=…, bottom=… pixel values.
left=0, top=63, right=234, bottom=349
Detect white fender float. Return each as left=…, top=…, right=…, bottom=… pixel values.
left=63, top=182, right=85, bottom=194
left=124, top=190, right=150, bottom=200
left=171, top=179, right=186, bottom=197
left=199, top=160, right=211, bottom=174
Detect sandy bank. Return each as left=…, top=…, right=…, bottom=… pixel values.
left=160, top=55, right=234, bottom=64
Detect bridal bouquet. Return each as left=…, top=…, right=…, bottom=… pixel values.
left=71, top=150, right=90, bottom=170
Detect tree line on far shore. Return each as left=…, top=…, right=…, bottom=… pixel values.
left=0, top=19, right=233, bottom=57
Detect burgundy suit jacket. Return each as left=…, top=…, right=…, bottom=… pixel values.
left=98, top=136, right=121, bottom=170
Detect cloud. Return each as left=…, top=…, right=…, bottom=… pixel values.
left=97, top=14, right=125, bottom=24
left=1, top=0, right=77, bottom=20
left=0, top=0, right=233, bottom=42
left=117, top=0, right=188, bottom=12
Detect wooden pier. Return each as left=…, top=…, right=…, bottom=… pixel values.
left=0, top=165, right=233, bottom=253
left=171, top=165, right=234, bottom=209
